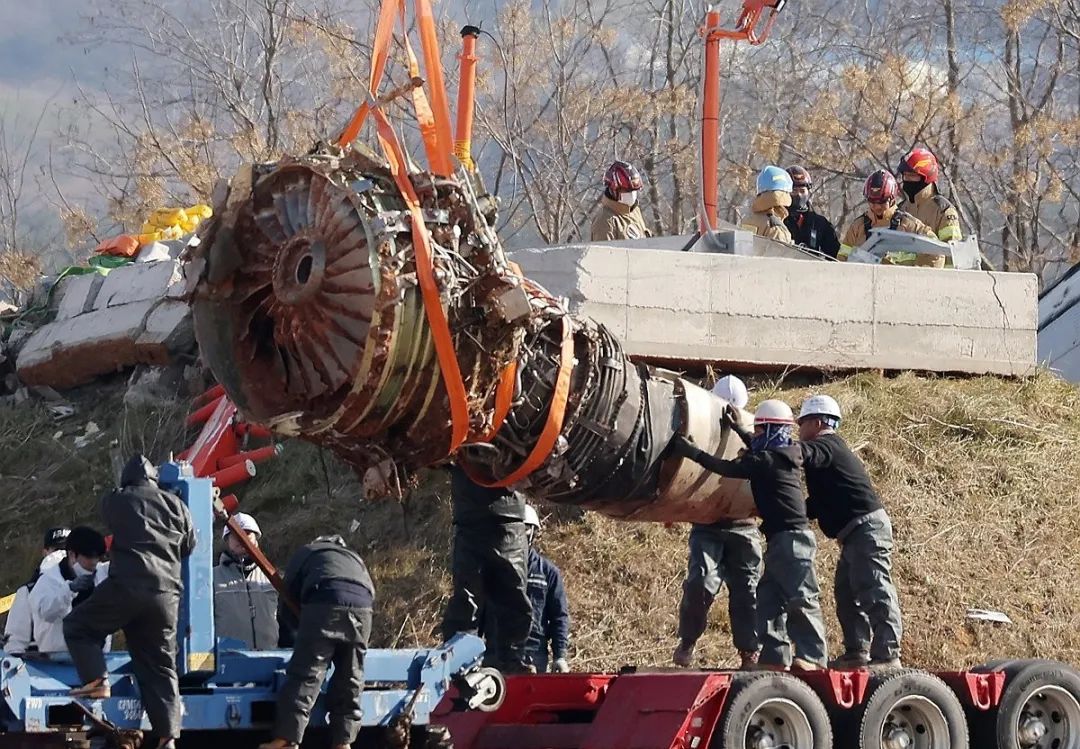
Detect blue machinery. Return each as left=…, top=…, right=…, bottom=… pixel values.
left=0, top=463, right=504, bottom=746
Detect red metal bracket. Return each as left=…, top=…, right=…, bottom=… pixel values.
left=937, top=671, right=1006, bottom=711
left=797, top=669, right=871, bottom=710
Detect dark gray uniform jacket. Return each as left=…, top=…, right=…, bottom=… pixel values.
left=103, top=459, right=196, bottom=592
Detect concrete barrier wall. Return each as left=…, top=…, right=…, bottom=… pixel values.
left=511, top=245, right=1038, bottom=376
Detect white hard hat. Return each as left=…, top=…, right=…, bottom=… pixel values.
left=711, top=375, right=749, bottom=409
left=524, top=505, right=541, bottom=529
left=754, top=399, right=795, bottom=426
left=797, top=394, right=842, bottom=422
left=223, top=512, right=261, bottom=540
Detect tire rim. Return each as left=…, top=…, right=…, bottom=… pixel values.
left=1016, top=685, right=1080, bottom=748
left=880, top=695, right=950, bottom=749
left=744, top=697, right=814, bottom=749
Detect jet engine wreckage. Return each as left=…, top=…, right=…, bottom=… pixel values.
left=187, top=144, right=753, bottom=525
left=185, top=1, right=774, bottom=525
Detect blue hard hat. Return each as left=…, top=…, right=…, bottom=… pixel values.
left=757, top=165, right=794, bottom=194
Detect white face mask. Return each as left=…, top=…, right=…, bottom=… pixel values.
left=618, top=190, right=639, bottom=207
left=73, top=561, right=95, bottom=577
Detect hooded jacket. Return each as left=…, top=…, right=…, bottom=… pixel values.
left=740, top=191, right=793, bottom=243
left=590, top=196, right=652, bottom=242
left=214, top=553, right=280, bottom=650
left=29, top=558, right=111, bottom=653
left=3, top=550, right=65, bottom=653
left=102, top=455, right=196, bottom=594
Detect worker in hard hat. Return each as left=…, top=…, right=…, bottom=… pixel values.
left=896, top=147, right=962, bottom=269
left=739, top=166, right=793, bottom=243
left=712, top=374, right=749, bottom=409
left=796, top=395, right=903, bottom=670
left=64, top=455, right=196, bottom=749
left=839, top=170, right=936, bottom=264
left=441, top=466, right=533, bottom=673
left=669, top=373, right=761, bottom=670
left=784, top=165, right=841, bottom=259
left=518, top=505, right=571, bottom=673
left=261, top=535, right=374, bottom=749
left=590, top=160, right=652, bottom=241
left=672, top=401, right=828, bottom=672
left=214, top=513, right=279, bottom=650
left=30, top=527, right=110, bottom=655
left=3, top=526, right=70, bottom=654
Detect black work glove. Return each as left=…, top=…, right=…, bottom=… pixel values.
left=68, top=575, right=96, bottom=594
left=669, top=434, right=698, bottom=458
left=722, top=403, right=741, bottom=427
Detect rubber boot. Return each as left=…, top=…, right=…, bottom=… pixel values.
left=672, top=642, right=694, bottom=668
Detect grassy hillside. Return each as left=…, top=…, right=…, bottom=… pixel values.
left=3, top=370, right=1080, bottom=671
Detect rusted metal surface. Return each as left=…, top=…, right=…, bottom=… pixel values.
left=188, top=143, right=758, bottom=524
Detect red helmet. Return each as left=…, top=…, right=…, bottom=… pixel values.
left=896, top=147, right=939, bottom=184
left=787, top=165, right=812, bottom=190
left=603, top=160, right=643, bottom=194
left=864, top=169, right=899, bottom=203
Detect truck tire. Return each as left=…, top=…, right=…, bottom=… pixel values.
left=973, top=660, right=1080, bottom=749
left=855, top=670, right=969, bottom=749
left=713, top=672, right=832, bottom=749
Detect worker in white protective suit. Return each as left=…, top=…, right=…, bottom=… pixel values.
left=3, top=527, right=70, bottom=653
left=29, top=526, right=110, bottom=654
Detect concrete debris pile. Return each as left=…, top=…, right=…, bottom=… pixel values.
left=13, top=259, right=195, bottom=390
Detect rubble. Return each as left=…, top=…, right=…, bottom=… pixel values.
left=14, top=260, right=194, bottom=390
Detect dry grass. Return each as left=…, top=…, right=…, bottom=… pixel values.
left=4, top=370, right=1080, bottom=672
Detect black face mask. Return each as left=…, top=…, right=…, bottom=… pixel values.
left=791, top=194, right=810, bottom=212
left=903, top=179, right=926, bottom=202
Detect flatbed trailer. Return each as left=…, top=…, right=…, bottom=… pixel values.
left=434, top=660, right=1080, bottom=749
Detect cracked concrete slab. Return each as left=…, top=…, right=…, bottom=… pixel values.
left=512, top=244, right=1038, bottom=376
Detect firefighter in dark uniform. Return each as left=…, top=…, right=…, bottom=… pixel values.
left=784, top=165, right=841, bottom=259
left=260, top=535, right=375, bottom=749
left=64, top=455, right=196, bottom=749
left=441, top=465, right=532, bottom=672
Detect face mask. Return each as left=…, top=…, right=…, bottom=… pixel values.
left=749, top=424, right=793, bottom=452
left=618, top=190, right=639, bottom=207
left=791, top=194, right=810, bottom=212
left=73, top=561, right=95, bottom=577
left=903, top=179, right=926, bottom=202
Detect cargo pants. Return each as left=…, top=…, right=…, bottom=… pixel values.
left=63, top=578, right=182, bottom=739
left=274, top=604, right=372, bottom=746
left=677, top=524, right=762, bottom=653
left=835, top=509, right=903, bottom=661
left=757, top=529, right=828, bottom=668
left=440, top=521, right=531, bottom=670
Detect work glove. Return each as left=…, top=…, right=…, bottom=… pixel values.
left=553, top=658, right=570, bottom=673
left=68, top=575, right=96, bottom=594
left=668, top=434, right=697, bottom=458
left=722, top=403, right=741, bottom=426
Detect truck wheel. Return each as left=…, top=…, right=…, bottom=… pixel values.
left=855, top=670, right=969, bottom=749
left=978, top=660, right=1080, bottom=749
left=714, top=672, right=832, bottom=749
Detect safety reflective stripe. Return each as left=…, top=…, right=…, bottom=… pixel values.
left=937, top=225, right=961, bottom=242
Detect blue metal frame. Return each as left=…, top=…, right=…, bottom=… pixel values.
left=1, top=636, right=485, bottom=733
left=0, top=461, right=489, bottom=735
